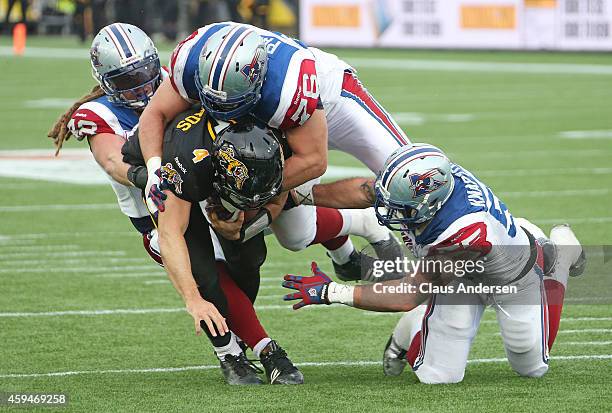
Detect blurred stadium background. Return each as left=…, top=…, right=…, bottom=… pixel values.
left=0, top=0, right=611, bottom=411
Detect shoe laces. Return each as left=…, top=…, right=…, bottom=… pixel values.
left=261, top=343, right=293, bottom=372
left=225, top=353, right=263, bottom=376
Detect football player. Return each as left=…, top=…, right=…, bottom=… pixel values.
left=281, top=144, right=586, bottom=384
left=48, top=23, right=301, bottom=385
left=137, top=22, right=405, bottom=280
left=122, top=113, right=306, bottom=385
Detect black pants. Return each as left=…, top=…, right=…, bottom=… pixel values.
left=184, top=205, right=267, bottom=345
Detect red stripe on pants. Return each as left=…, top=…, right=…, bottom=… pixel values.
left=544, top=279, right=565, bottom=350
left=341, top=71, right=408, bottom=145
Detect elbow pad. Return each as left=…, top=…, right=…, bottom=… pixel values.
left=239, top=209, right=272, bottom=243
left=127, top=165, right=148, bottom=189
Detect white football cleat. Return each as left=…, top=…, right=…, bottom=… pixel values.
left=549, top=224, right=586, bottom=278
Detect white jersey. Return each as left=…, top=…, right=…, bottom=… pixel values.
left=402, top=164, right=531, bottom=284
left=68, top=94, right=148, bottom=219
left=169, top=22, right=409, bottom=175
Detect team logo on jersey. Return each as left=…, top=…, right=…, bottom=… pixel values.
left=192, top=149, right=210, bottom=164
left=160, top=163, right=183, bottom=194
left=240, top=49, right=264, bottom=85
left=409, top=169, right=446, bottom=197
left=217, top=147, right=249, bottom=190
left=90, top=43, right=102, bottom=68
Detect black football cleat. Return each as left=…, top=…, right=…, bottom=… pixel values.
left=259, top=340, right=304, bottom=385
left=219, top=353, right=264, bottom=385
left=330, top=250, right=363, bottom=282
left=371, top=234, right=404, bottom=262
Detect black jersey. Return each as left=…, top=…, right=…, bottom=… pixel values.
left=122, top=107, right=223, bottom=203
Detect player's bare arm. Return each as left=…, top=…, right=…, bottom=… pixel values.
left=282, top=109, right=328, bottom=191
left=138, top=78, right=191, bottom=163
left=308, top=177, right=376, bottom=209
left=157, top=190, right=229, bottom=337
left=139, top=79, right=192, bottom=211
left=88, top=133, right=133, bottom=186
left=282, top=252, right=462, bottom=312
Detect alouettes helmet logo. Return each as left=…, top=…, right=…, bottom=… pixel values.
left=90, top=43, right=103, bottom=67
left=409, top=168, right=446, bottom=197
left=240, top=49, right=263, bottom=85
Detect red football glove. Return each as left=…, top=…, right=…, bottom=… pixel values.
left=282, top=262, right=332, bottom=310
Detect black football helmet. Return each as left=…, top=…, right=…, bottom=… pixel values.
left=212, top=121, right=284, bottom=210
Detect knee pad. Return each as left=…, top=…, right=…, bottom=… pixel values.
left=515, top=217, right=546, bottom=240
left=501, top=318, right=538, bottom=354
left=415, top=366, right=465, bottom=384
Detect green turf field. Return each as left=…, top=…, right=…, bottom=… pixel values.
left=0, top=37, right=611, bottom=412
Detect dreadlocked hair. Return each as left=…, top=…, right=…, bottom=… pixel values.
left=47, top=85, right=105, bottom=156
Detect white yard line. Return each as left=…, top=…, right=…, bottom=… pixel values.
left=0, top=257, right=148, bottom=266
left=0, top=203, right=117, bottom=212
left=559, top=130, right=612, bottom=139
left=0, top=250, right=126, bottom=259
left=0, top=265, right=155, bottom=274
left=0, top=231, right=137, bottom=239
left=0, top=304, right=339, bottom=318
left=5, top=47, right=612, bottom=75
left=499, top=189, right=610, bottom=198
left=1, top=355, right=610, bottom=379
left=558, top=329, right=612, bottom=334
left=345, top=57, right=612, bottom=75
left=560, top=341, right=612, bottom=346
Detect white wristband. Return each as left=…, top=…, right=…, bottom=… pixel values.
left=146, top=156, right=162, bottom=174
left=326, top=281, right=354, bottom=306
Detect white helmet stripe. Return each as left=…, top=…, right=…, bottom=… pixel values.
left=218, top=28, right=254, bottom=91
left=207, top=25, right=243, bottom=89
left=105, top=24, right=135, bottom=60
left=117, top=24, right=138, bottom=56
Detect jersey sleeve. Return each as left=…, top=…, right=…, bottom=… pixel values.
left=272, top=53, right=320, bottom=129
left=68, top=101, right=125, bottom=140
left=428, top=221, right=493, bottom=258
left=169, top=29, right=205, bottom=104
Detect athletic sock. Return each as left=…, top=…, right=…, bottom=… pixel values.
left=392, top=305, right=427, bottom=350
left=217, top=264, right=268, bottom=349
left=544, top=278, right=565, bottom=350
left=339, top=208, right=390, bottom=244
left=311, top=207, right=344, bottom=244
left=253, top=337, right=273, bottom=359
left=327, top=238, right=354, bottom=265
left=214, top=332, right=243, bottom=360
left=308, top=207, right=355, bottom=264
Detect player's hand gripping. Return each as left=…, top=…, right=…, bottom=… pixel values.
left=283, top=262, right=333, bottom=310
left=145, top=157, right=168, bottom=213
left=185, top=296, right=229, bottom=337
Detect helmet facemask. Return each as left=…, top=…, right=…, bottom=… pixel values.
left=95, top=54, right=161, bottom=109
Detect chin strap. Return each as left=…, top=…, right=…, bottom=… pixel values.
left=239, top=208, right=272, bottom=243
